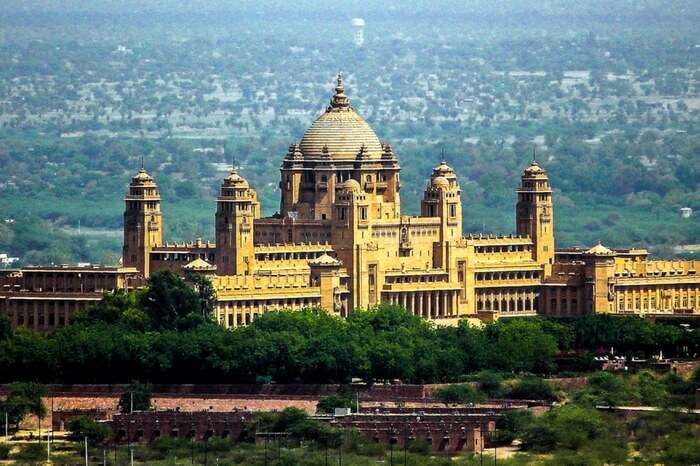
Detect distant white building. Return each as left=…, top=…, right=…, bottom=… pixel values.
left=352, top=18, right=365, bottom=47
left=680, top=207, right=692, bottom=218
left=0, top=254, right=19, bottom=266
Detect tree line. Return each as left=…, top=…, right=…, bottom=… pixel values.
left=0, top=271, right=697, bottom=385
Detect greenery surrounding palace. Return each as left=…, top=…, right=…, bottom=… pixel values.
left=0, top=271, right=699, bottom=384
left=1, top=0, right=699, bottom=265
left=0, top=272, right=699, bottom=464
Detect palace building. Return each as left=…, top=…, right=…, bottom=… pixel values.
left=1, top=75, right=699, bottom=331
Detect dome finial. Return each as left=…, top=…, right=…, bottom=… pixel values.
left=329, top=72, right=350, bottom=110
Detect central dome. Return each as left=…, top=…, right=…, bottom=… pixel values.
left=299, top=74, right=382, bottom=160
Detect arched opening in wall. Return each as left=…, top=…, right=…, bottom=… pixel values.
left=170, top=428, right=179, bottom=438
left=151, top=430, right=161, bottom=441
left=510, top=299, right=516, bottom=312
left=484, top=299, right=491, bottom=310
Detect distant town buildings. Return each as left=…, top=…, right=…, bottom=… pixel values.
left=680, top=207, right=693, bottom=218
left=0, top=254, right=19, bottom=267
left=1, top=75, right=699, bottom=331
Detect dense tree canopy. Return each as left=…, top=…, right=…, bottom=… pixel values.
left=0, top=277, right=697, bottom=385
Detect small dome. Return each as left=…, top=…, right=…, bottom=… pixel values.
left=183, top=258, right=216, bottom=271
left=223, top=170, right=249, bottom=188
left=309, top=253, right=342, bottom=266
left=524, top=161, right=546, bottom=175
left=432, top=176, right=450, bottom=189
left=131, top=168, right=154, bottom=184
left=341, top=179, right=362, bottom=193
left=432, top=161, right=457, bottom=180
left=586, top=242, right=614, bottom=255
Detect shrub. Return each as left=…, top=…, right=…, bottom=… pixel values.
left=406, top=438, right=431, bottom=455
left=503, top=377, right=556, bottom=401
left=522, top=405, right=614, bottom=453
left=433, top=384, right=483, bottom=405
left=118, top=381, right=152, bottom=414
left=573, top=372, right=632, bottom=407
left=13, top=443, right=44, bottom=462
left=474, top=370, right=503, bottom=398
left=316, top=394, right=355, bottom=414
left=638, top=371, right=668, bottom=406
left=67, top=416, right=110, bottom=444
left=0, top=443, right=9, bottom=460
left=495, top=410, right=534, bottom=445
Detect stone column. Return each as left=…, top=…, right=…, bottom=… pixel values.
left=410, top=293, right=416, bottom=315
left=426, top=292, right=432, bottom=318
left=33, top=301, right=39, bottom=331
left=418, top=292, right=424, bottom=317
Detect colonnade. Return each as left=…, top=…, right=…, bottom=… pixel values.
left=4, top=299, right=88, bottom=331
left=383, top=289, right=460, bottom=318
left=616, top=285, right=700, bottom=313
left=541, top=286, right=583, bottom=316
left=475, top=288, right=539, bottom=314
left=216, top=296, right=325, bottom=328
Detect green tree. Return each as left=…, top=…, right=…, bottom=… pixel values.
left=522, top=405, right=615, bottom=452
left=503, top=377, right=556, bottom=401
left=188, top=273, right=217, bottom=320
left=486, top=320, right=558, bottom=373
left=495, top=409, right=534, bottom=444
left=0, top=314, right=11, bottom=340
left=433, top=384, right=483, bottom=405
left=316, top=394, right=355, bottom=414
left=118, top=381, right=152, bottom=414
left=140, top=271, right=202, bottom=330
left=574, top=372, right=632, bottom=407
left=67, top=416, right=110, bottom=444
left=0, top=382, right=47, bottom=429
left=474, top=370, right=504, bottom=398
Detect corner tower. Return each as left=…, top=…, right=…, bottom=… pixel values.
left=516, top=160, right=554, bottom=276
left=215, top=170, right=259, bottom=275
left=421, top=161, right=463, bottom=243
left=123, top=167, right=163, bottom=277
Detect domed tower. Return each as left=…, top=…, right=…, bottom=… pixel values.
left=421, top=161, right=462, bottom=242
left=280, top=74, right=401, bottom=222
left=123, top=167, right=163, bottom=277
left=517, top=159, right=554, bottom=276
left=215, top=170, right=260, bottom=276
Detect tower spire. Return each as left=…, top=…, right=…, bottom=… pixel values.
left=329, top=72, right=350, bottom=110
